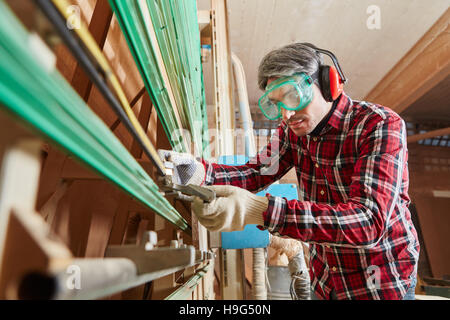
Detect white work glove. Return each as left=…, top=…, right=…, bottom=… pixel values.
left=192, top=185, right=268, bottom=232
left=157, top=149, right=205, bottom=186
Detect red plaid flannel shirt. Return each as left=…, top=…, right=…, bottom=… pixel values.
left=203, top=93, right=419, bottom=300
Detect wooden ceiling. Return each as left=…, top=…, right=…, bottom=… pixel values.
left=402, top=75, right=450, bottom=123
left=198, top=0, right=449, bottom=122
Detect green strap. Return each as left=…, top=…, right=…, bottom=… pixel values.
left=0, top=1, right=189, bottom=232
left=109, top=0, right=210, bottom=158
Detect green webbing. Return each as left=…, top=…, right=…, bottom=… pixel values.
left=109, top=0, right=210, bottom=158
left=0, top=1, right=189, bottom=232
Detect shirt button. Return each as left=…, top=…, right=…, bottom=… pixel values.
left=320, top=190, right=325, bottom=196
left=332, top=267, right=337, bottom=272
left=313, top=137, right=318, bottom=142
left=315, top=163, right=319, bottom=168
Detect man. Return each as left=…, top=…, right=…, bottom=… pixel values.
left=159, top=43, right=419, bottom=300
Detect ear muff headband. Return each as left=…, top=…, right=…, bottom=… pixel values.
left=301, top=44, right=348, bottom=102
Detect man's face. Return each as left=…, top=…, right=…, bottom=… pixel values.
left=266, top=77, right=329, bottom=137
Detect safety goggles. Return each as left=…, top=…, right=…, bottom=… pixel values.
left=258, top=73, right=314, bottom=120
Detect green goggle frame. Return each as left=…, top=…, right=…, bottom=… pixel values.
left=258, top=72, right=314, bottom=120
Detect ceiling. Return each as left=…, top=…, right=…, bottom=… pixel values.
left=402, top=74, right=450, bottom=124
left=198, top=0, right=449, bottom=118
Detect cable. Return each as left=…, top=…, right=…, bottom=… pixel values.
left=34, top=0, right=165, bottom=175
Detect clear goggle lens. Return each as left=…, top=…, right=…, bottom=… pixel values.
left=258, top=73, right=313, bottom=120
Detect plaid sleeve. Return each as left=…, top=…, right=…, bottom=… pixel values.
left=202, top=122, right=294, bottom=192
left=263, top=115, right=407, bottom=248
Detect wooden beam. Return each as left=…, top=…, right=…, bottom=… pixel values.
left=0, top=116, right=73, bottom=298
left=36, top=147, right=68, bottom=210
left=364, top=8, right=450, bottom=114
left=37, top=1, right=113, bottom=212
left=211, top=0, right=235, bottom=156
left=70, top=0, right=113, bottom=101
left=137, top=0, right=189, bottom=143
left=109, top=86, right=146, bottom=132
left=407, top=127, right=450, bottom=143
left=107, top=196, right=133, bottom=246
left=198, top=10, right=211, bottom=31
left=40, top=181, right=70, bottom=225
left=130, top=93, right=153, bottom=158
left=60, top=158, right=98, bottom=180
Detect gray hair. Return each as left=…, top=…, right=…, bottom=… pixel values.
left=257, top=42, right=323, bottom=90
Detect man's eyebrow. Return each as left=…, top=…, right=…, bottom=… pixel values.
left=268, top=90, right=290, bottom=103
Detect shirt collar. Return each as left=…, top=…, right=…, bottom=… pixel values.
left=310, top=98, right=338, bottom=136
left=327, top=93, right=351, bottom=131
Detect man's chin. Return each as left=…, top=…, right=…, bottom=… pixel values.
left=289, top=126, right=312, bottom=137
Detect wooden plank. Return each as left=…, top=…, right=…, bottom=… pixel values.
left=0, top=116, right=72, bottom=298
left=150, top=115, right=180, bottom=299
left=106, top=195, right=132, bottom=247
left=198, top=10, right=210, bottom=31
left=220, top=249, right=245, bottom=299
left=0, top=210, right=73, bottom=299
left=83, top=184, right=120, bottom=258
left=407, top=127, right=450, bottom=143
left=37, top=0, right=112, bottom=224
left=364, top=8, right=450, bottom=113
left=211, top=0, right=235, bottom=156
left=109, top=88, right=146, bottom=132
left=36, top=147, right=68, bottom=210
left=49, top=180, right=120, bottom=257
left=130, top=93, right=153, bottom=158
left=40, top=181, right=70, bottom=226
left=120, top=217, right=149, bottom=299
left=60, top=158, right=99, bottom=180
left=137, top=0, right=189, bottom=143
left=70, top=0, right=113, bottom=101
left=36, top=1, right=110, bottom=214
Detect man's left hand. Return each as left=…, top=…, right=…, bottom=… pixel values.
left=192, top=185, right=268, bottom=232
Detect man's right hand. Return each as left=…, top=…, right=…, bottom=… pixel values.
left=157, top=149, right=205, bottom=186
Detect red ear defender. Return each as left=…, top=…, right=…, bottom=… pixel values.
left=300, top=44, right=348, bottom=102
left=328, top=65, right=344, bottom=101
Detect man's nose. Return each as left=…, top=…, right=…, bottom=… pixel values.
left=282, top=108, right=296, bottom=120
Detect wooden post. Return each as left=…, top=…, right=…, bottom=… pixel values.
left=70, top=0, right=113, bottom=101
left=211, top=0, right=235, bottom=156
left=0, top=115, right=72, bottom=299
